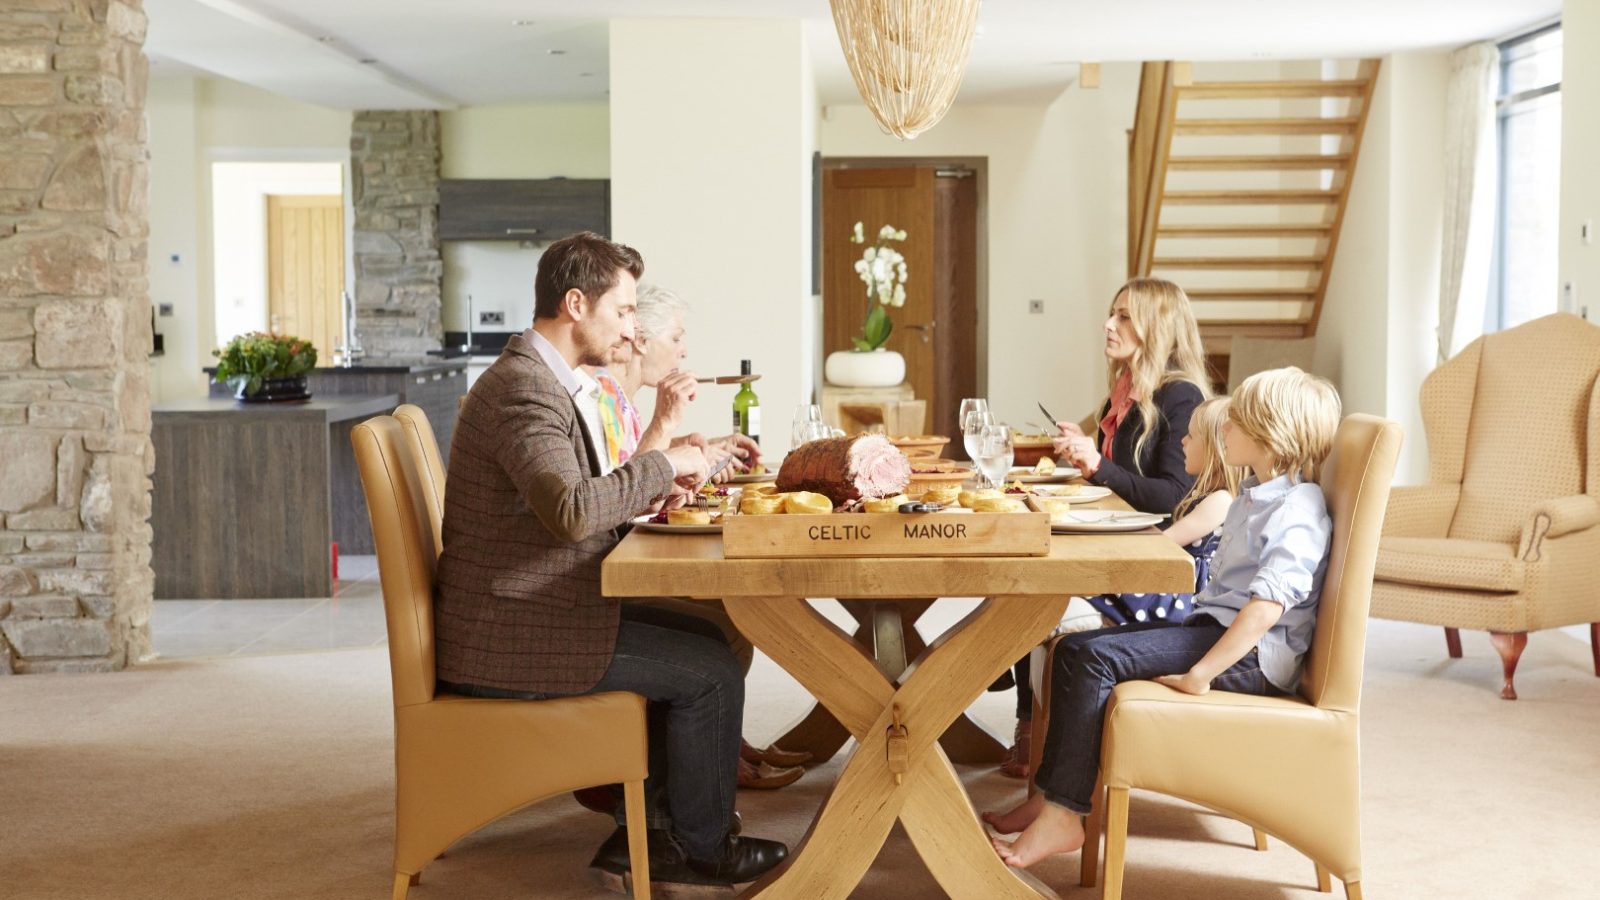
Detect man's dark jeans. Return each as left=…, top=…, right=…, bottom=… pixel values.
left=1032, top=617, right=1273, bottom=814
left=441, top=603, right=742, bottom=861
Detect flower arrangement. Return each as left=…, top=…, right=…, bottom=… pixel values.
left=849, top=221, right=908, bottom=351
left=212, top=331, right=318, bottom=398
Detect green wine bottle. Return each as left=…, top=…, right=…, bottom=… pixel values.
left=732, top=359, right=760, bottom=445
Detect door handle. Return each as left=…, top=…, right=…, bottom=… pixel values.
left=904, top=322, right=934, bottom=344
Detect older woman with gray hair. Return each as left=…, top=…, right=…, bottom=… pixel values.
left=583, top=283, right=805, bottom=792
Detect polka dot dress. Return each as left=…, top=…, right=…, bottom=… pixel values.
left=1087, top=530, right=1222, bottom=626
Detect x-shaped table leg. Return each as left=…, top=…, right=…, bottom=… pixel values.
left=774, top=599, right=1009, bottom=765
left=724, top=595, right=1068, bottom=900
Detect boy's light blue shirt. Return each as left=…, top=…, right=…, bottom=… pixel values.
left=1192, top=473, right=1332, bottom=692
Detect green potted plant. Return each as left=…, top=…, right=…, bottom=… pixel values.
left=212, top=332, right=318, bottom=402
left=825, top=221, right=909, bottom=387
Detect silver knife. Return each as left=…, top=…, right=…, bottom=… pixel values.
left=1038, top=402, right=1061, bottom=428
left=700, top=453, right=737, bottom=490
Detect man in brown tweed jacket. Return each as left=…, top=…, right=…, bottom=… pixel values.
left=434, top=232, right=787, bottom=890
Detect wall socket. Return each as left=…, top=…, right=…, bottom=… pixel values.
left=157, top=303, right=174, bottom=317
left=1028, top=299, right=1044, bottom=314
left=478, top=310, right=505, bottom=327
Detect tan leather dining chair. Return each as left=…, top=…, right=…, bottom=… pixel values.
left=392, top=403, right=446, bottom=549
left=1080, top=414, right=1402, bottom=900
left=352, top=414, right=652, bottom=900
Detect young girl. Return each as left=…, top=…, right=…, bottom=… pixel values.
left=986, top=366, right=1342, bottom=868
left=1086, top=396, right=1244, bottom=626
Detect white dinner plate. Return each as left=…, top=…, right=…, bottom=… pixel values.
left=1008, top=466, right=1082, bottom=483
left=1048, top=509, right=1165, bottom=533
left=630, top=514, right=723, bottom=534
left=1018, top=485, right=1112, bottom=505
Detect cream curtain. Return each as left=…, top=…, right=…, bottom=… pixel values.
left=1437, top=42, right=1500, bottom=363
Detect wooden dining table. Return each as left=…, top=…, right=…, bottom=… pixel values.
left=600, top=498, right=1194, bottom=900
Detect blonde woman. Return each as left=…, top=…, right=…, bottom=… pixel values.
left=1000, top=278, right=1212, bottom=780
left=1084, top=397, right=1244, bottom=626
left=1052, top=277, right=1212, bottom=514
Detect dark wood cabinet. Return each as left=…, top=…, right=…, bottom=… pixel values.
left=438, top=178, right=610, bottom=241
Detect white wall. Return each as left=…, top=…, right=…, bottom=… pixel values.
left=820, top=67, right=1140, bottom=433
left=609, top=19, right=814, bottom=444
left=1561, top=0, right=1600, bottom=317
left=438, top=104, right=610, bottom=333
left=147, top=76, right=200, bottom=405
left=209, top=162, right=343, bottom=347
left=1318, top=52, right=1449, bottom=486
left=146, top=75, right=350, bottom=400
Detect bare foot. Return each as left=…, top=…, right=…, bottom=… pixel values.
left=991, top=801, right=1085, bottom=869
left=982, top=792, right=1045, bottom=834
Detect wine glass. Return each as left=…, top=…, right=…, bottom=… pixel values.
left=958, top=399, right=988, bottom=459
left=975, top=424, right=1015, bottom=491
left=963, top=410, right=996, bottom=485
left=791, top=404, right=823, bottom=450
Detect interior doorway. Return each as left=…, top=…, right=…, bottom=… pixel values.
left=821, top=160, right=982, bottom=451
left=209, top=161, right=344, bottom=351
left=266, top=194, right=345, bottom=359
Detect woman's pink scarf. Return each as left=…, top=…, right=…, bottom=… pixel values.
left=1099, top=370, right=1136, bottom=461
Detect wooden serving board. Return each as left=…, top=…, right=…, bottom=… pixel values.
left=722, top=510, right=1050, bottom=559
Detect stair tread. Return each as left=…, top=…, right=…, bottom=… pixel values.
left=1178, top=79, right=1367, bottom=99
left=1153, top=256, right=1324, bottom=268
left=1163, top=190, right=1340, bottom=205
left=1158, top=224, right=1332, bottom=235
left=1174, top=118, right=1359, bottom=134
left=1187, top=288, right=1318, bottom=296
left=1168, top=154, right=1351, bottom=169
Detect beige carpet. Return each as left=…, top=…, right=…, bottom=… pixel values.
left=3, top=611, right=1598, bottom=900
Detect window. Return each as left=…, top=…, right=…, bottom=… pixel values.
left=1487, top=24, right=1561, bottom=332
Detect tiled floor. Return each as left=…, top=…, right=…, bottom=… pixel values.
left=150, top=555, right=389, bottom=659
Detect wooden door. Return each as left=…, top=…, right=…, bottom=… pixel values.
left=822, top=166, right=977, bottom=446
left=267, top=194, right=344, bottom=357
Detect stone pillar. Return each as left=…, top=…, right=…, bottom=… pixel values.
left=350, top=110, right=442, bottom=356
left=0, top=0, right=153, bottom=674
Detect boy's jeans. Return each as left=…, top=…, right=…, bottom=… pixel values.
left=1032, top=617, right=1273, bottom=814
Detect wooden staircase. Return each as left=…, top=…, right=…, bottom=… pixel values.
left=1128, top=60, right=1381, bottom=372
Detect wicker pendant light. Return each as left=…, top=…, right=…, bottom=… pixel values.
left=829, top=0, right=981, bottom=140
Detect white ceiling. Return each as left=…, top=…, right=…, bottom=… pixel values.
left=145, top=0, right=1562, bottom=109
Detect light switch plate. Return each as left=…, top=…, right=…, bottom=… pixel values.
left=479, top=310, right=505, bottom=326
left=157, top=303, right=174, bottom=317
left=1028, top=299, right=1044, bottom=314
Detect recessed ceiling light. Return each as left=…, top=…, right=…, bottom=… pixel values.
left=315, top=35, right=336, bottom=43
left=358, top=58, right=378, bottom=65
left=547, top=48, right=566, bottom=56
left=512, top=19, right=536, bottom=26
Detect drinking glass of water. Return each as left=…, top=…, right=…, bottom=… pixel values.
left=975, top=424, right=1014, bottom=490
left=966, top=409, right=992, bottom=483
left=791, top=404, right=823, bottom=450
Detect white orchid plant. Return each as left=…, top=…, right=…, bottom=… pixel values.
left=849, top=221, right=907, bottom=351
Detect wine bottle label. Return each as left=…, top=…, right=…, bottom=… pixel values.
left=747, top=406, right=760, bottom=443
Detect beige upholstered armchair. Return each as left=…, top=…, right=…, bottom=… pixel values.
left=1370, top=312, right=1600, bottom=699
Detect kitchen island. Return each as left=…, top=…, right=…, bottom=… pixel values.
left=206, top=357, right=468, bottom=457
left=152, top=393, right=398, bottom=600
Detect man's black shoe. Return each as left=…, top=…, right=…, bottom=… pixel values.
left=590, top=829, right=788, bottom=894
left=685, top=835, right=789, bottom=884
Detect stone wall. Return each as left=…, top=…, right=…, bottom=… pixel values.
left=0, top=0, right=153, bottom=674
left=350, top=110, right=442, bottom=356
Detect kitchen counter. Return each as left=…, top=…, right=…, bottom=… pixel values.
left=203, top=357, right=468, bottom=488
left=151, top=393, right=400, bottom=600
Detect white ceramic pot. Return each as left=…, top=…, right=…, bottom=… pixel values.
left=824, top=348, right=905, bottom=387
